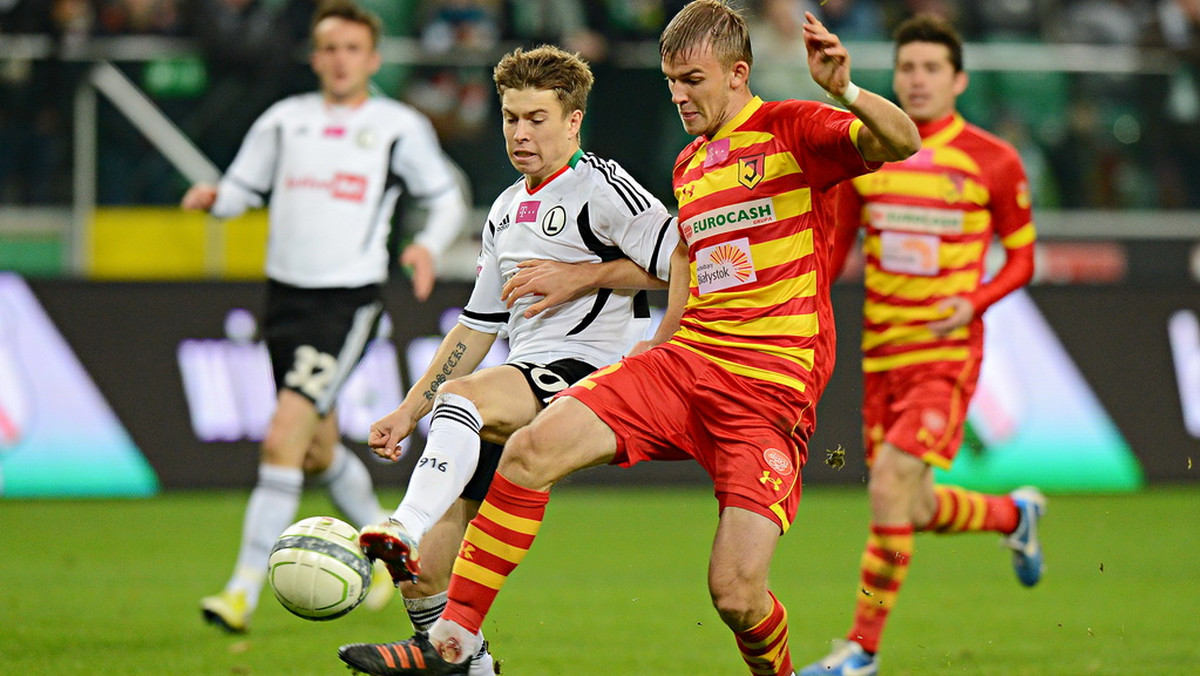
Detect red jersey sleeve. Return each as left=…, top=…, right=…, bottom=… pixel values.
left=828, top=180, right=864, bottom=280
left=965, top=142, right=1036, bottom=313
left=781, top=100, right=882, bottom=191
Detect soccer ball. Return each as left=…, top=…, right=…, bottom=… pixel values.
left=268, top=516, right=372, bottom=621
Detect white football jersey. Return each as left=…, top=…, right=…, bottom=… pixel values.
left=459, top=151, right=678, bottom=367
left=211, top=93, right=467, bottom=288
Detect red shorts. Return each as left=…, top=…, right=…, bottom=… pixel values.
left=862, top=358, right=980, bottom=470
left=560, top=342, right=815, bottom=532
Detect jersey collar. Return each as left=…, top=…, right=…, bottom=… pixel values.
left=916, top=112, right=964, bottom=147
left=524, top=149, right=583, bottom=195
left=709, top=96, right=763, bottom=142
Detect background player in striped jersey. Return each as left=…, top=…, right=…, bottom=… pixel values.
left=179, top=0, right=469, bottom=633
left=799, top=14, right=1045, bottom=676
left=336, top=2, right=920, bottom=674
left=339, top=45, right=676, bottom=676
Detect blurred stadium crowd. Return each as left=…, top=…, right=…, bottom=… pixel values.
left=0, top=0, right=1197, bottom=210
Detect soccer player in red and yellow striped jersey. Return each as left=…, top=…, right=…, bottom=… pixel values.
left=336, top=3, right=919, bottom=674
left=799, top=14, right=1047, bottom=676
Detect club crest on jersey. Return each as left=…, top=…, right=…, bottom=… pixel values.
left=541, top=205, right=567, bottom=236
left=762, top=447, right=794, bottom=476
left=738, top=153, right=765, bottom=190
left=356, top=129, right=376, bottom=148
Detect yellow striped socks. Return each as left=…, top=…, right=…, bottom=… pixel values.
left=735, top=592, right=794, bottom=676
left=848, top=523, right=914, bottom=653
left=442, top=472, right=548, bottom=633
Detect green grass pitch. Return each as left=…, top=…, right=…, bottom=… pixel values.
left=1, top=484, right=1196, bottom=675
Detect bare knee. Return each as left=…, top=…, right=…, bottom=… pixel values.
left=867, top=445, right=928, bottom=523
left=261, top=427, right=300, bottom=467
left=867, top=464, right=907, bottom=510
left=709, top=572, right=767, bottom=631
left=499, top=426, right=557, bottom=487
left=437, top=378, right=477, bottom=403
left=439, top=379, right=526, bottom=441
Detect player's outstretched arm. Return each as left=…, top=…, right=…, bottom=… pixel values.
left=802, top=11, right=919, bottom=162
left=367, top=323, right=496, bottom=461
left=501, top=259, right=667, bottom=319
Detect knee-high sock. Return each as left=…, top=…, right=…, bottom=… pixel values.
left=440, top=472, right=547, bottom=634
left=392, top=393, right=483, bottom=541
left=312, top=442, right=387, bottom=528
left=848, top=523, right=914, bottom=654
left=228, top=464, right=303, bottom=608
left=735, top=591, right=794, bottom=676
left=921, top=485, right=1019, bottom=534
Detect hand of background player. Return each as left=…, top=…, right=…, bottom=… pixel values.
left=180, top=184, right=218, bottom=211
left=401, top=243, right=437, bottom=302
left=927, top=296, right=975, bottom=336
left=802, top=11, right=853, bottom=100
left=501, top=259, right=595, bottom=319
left=367, top=405, right=420, bottom=461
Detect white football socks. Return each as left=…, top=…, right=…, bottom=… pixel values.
left=391, top=392, right=482, bottom=541
left=228, top=463, right=302, bottom=608
left=312, top=442, right=388, bottom=528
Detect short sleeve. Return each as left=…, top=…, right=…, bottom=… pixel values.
left=458, top=209, right=509, bottom=334
left=785, top=100, right=881, bottom=191
left=212, top=103, right=285, bottom=218
left=587, top=157, right=679, bottom=282
left=987, top=144, right=1035, bottom=243
left=389, top=110, right=458, bottom=199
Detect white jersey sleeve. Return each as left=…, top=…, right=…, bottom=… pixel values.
left=389, top=112, right=468, bottom=259
left=578, top=153, right=678, bottom=282
left=211, top=102, right=285, bottom=219
left=458, top=198, right=510, bottom=335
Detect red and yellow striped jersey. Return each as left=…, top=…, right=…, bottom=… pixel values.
left=670, top=97, right=879, bottom=396
left=832, top=112, right=1036, bottom=373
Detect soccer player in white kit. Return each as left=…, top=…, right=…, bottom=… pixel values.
left=180, top=0, right=469, bottom=634
left=340, top=45, right=678, bottom=676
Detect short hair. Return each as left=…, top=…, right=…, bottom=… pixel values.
left=893, top=14, right=963, bottom=72
left=660, top=0, right=753, bottom=70
left=492, top=45, right=595, bottom=117
left=311, top=0, right=382, bottom=48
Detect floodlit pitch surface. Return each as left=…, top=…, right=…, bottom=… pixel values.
left=1, top=485, right=1195, bottom=675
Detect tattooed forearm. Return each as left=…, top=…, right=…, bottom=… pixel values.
left=422, top=341, right=468, bottom=401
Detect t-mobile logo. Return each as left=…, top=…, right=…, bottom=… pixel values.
left=1168, top=310, right=1200, bottom=438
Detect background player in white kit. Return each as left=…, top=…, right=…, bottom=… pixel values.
left=343, top=45, right=678, bottom=676
left=179, top=0, right=469, bottom=633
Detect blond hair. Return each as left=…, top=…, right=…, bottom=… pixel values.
left=660, top=0, right=753, bottom=69
left=493, top=45, right=594, bottom=117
